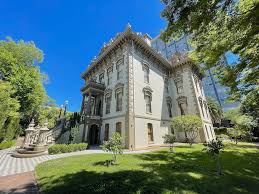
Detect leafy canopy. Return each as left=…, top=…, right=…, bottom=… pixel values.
left=161, top=0, right=259, bottom=102
left=0, top=80, right=20, bottom=141
left=0, top=38, right=49, bottom=127
left=207, top=96, right=223, bottom=123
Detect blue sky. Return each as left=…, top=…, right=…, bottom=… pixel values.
left=0, top=0, right=166, bottom=112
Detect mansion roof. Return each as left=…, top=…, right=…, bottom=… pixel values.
left=81, top=24, right=172, bottom=79
left=80, top=24, right=203, bottom=79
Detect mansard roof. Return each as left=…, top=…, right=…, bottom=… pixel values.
left=81, top=24, right=171, bottom=79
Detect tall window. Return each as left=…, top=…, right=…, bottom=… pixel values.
left=99, top=73, right=104, bottom=84
left=199, top=98, right=205, bottom=117
left=147, top=123, right=154, bottom=143
left=143, top=65, right=149, bottom=83
left=176, top=80, right=183, bottom=94
left=104, top=124, right=109, bottom=141
left=116, top=89, right=123, bottom=112
left=107, top=67, right=113, bottom=85
left=116, top=59, right=123, bottom=80
left=105, top=94, right=111, bottom=114
left=116, top=122, right=122, bottom=135
left=145, top=92, right=152, bottom=113
left=167, top=100, right=172, bottom=118
left=204, top=102, right=209, bottom=118
left=164, top=78, right=169, bottom=93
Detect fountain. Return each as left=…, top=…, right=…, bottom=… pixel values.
left=12, top=119, right=54, bottom=158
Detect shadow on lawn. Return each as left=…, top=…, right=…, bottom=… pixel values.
left=38, top=148, right=259, bottom=194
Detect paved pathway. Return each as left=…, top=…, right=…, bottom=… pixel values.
left=0, top=146, right=153, bottom=177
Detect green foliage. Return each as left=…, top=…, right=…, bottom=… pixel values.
left=207, top=96, right=223, bottom=123
left=37, top=106, right=60, bottom=128
left=214, top=127, right=228, bottom=135
left=48, top=143, right=88, bottom=154
left=0, top=80, right=20, bottom=142
left=0, top=140, right=16, bottom=150
left=0, top=38, right=49, bottom=129
left=161, top=0, right=259, bottom=104
left=101, top=132, right=123, bottom=163
left=163, top=134, right=176, bottom=153
left=203, top=139, right=224, bottom=175
left=171, top=115, right=202, bottom=147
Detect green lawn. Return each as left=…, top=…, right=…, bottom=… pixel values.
left=36, top=143, right=259, bottom=194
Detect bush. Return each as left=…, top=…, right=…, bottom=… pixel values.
left=48, top=143, right=88, bottom=154
left=214, top=127, right=228, bottom=135
left=0, top=140, right=16, bottom=150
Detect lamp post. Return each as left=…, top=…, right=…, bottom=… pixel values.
left=64, top=100, right=69, bottom=116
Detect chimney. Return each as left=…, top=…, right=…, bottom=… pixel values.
left=143, top=33, right=152, bottom=46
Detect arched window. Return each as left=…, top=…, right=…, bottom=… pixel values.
left=115, top=83, right=124, bottom=112
left=166, top=97, right=172, bottom=118
left=104, top=124, right=109, bottom=141
left=177, top=96, right=188, bottom=115
left=116, top=122, right=122, bottom=135
left=143, top=86, right=153, bottom=113
left=164, top=77, right=169, bottom=93
left=142, top=63, right=150, bottom=83
left=105, top=91, right=112, bottom=114
left=147, top=123, right=154, bottom=143
left=116, top=58, right=123, bottom=80
left=107, top=66, right=113, bottom=85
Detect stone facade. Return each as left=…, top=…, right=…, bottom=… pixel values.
left=79, top=25, right=215, bottom=150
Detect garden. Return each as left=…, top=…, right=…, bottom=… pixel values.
left=36, top=142, right=259, bottom=194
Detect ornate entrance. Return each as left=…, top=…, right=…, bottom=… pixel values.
left=89, top=124, right=99, bottom=145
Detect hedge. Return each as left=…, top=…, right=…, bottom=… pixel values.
left=0, top=140, right=16, bottom=150
left=48, top=143, right=88, bottom=154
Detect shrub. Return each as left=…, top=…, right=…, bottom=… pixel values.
left=203, top=139, right=224, bottom=176
left=101, top=132, right=123, bottom=164
left=0, top=140, right=16, bottom=150
left=172, top=115, right=202, bottom=147
left=163, top=134, right=176, bottom=153
left=48, top=143, right=88, bottom=154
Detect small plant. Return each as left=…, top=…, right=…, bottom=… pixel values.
left=163, top=134, right=176, bottom=153
left=203, top=138, right=224, bottom=176
left=101, top=132, right=123, bottom=164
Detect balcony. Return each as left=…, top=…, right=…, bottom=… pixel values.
left=80, top=80, right=105, bottom=95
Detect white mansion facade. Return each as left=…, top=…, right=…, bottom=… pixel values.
left=78, top=25, right=215, bottom=150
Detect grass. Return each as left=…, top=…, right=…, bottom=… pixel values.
left=35, top=143, right=259, bottom=194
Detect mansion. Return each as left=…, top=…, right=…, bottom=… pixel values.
left=78, top=25, right=215, bottom=150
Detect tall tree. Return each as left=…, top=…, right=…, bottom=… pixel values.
left=207, top=96, right=223, bottom=124
left=161, top=0, right=259, bottom=104
left=0, top=38, right=49, bottom=127
left=0, top=80, right=20, bottom=141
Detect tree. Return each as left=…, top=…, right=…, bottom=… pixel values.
left=225, top=108, right=256, bottom=143
left=0, top=80, right=20, bottom=142
left=207, top=96, right=223, bottom=124
left=37, top=106, right=60, bottom=129
left=161, top=0, right=259, bottom=104
left=163, top=134, right=176, bottom=153
left=0, top=38, right=49, bottom=128
left=172, top=115, right=202, bottom=147
left=101, top=132, right=123, bottom=164
left=203, top=139, right=224, bottom=176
